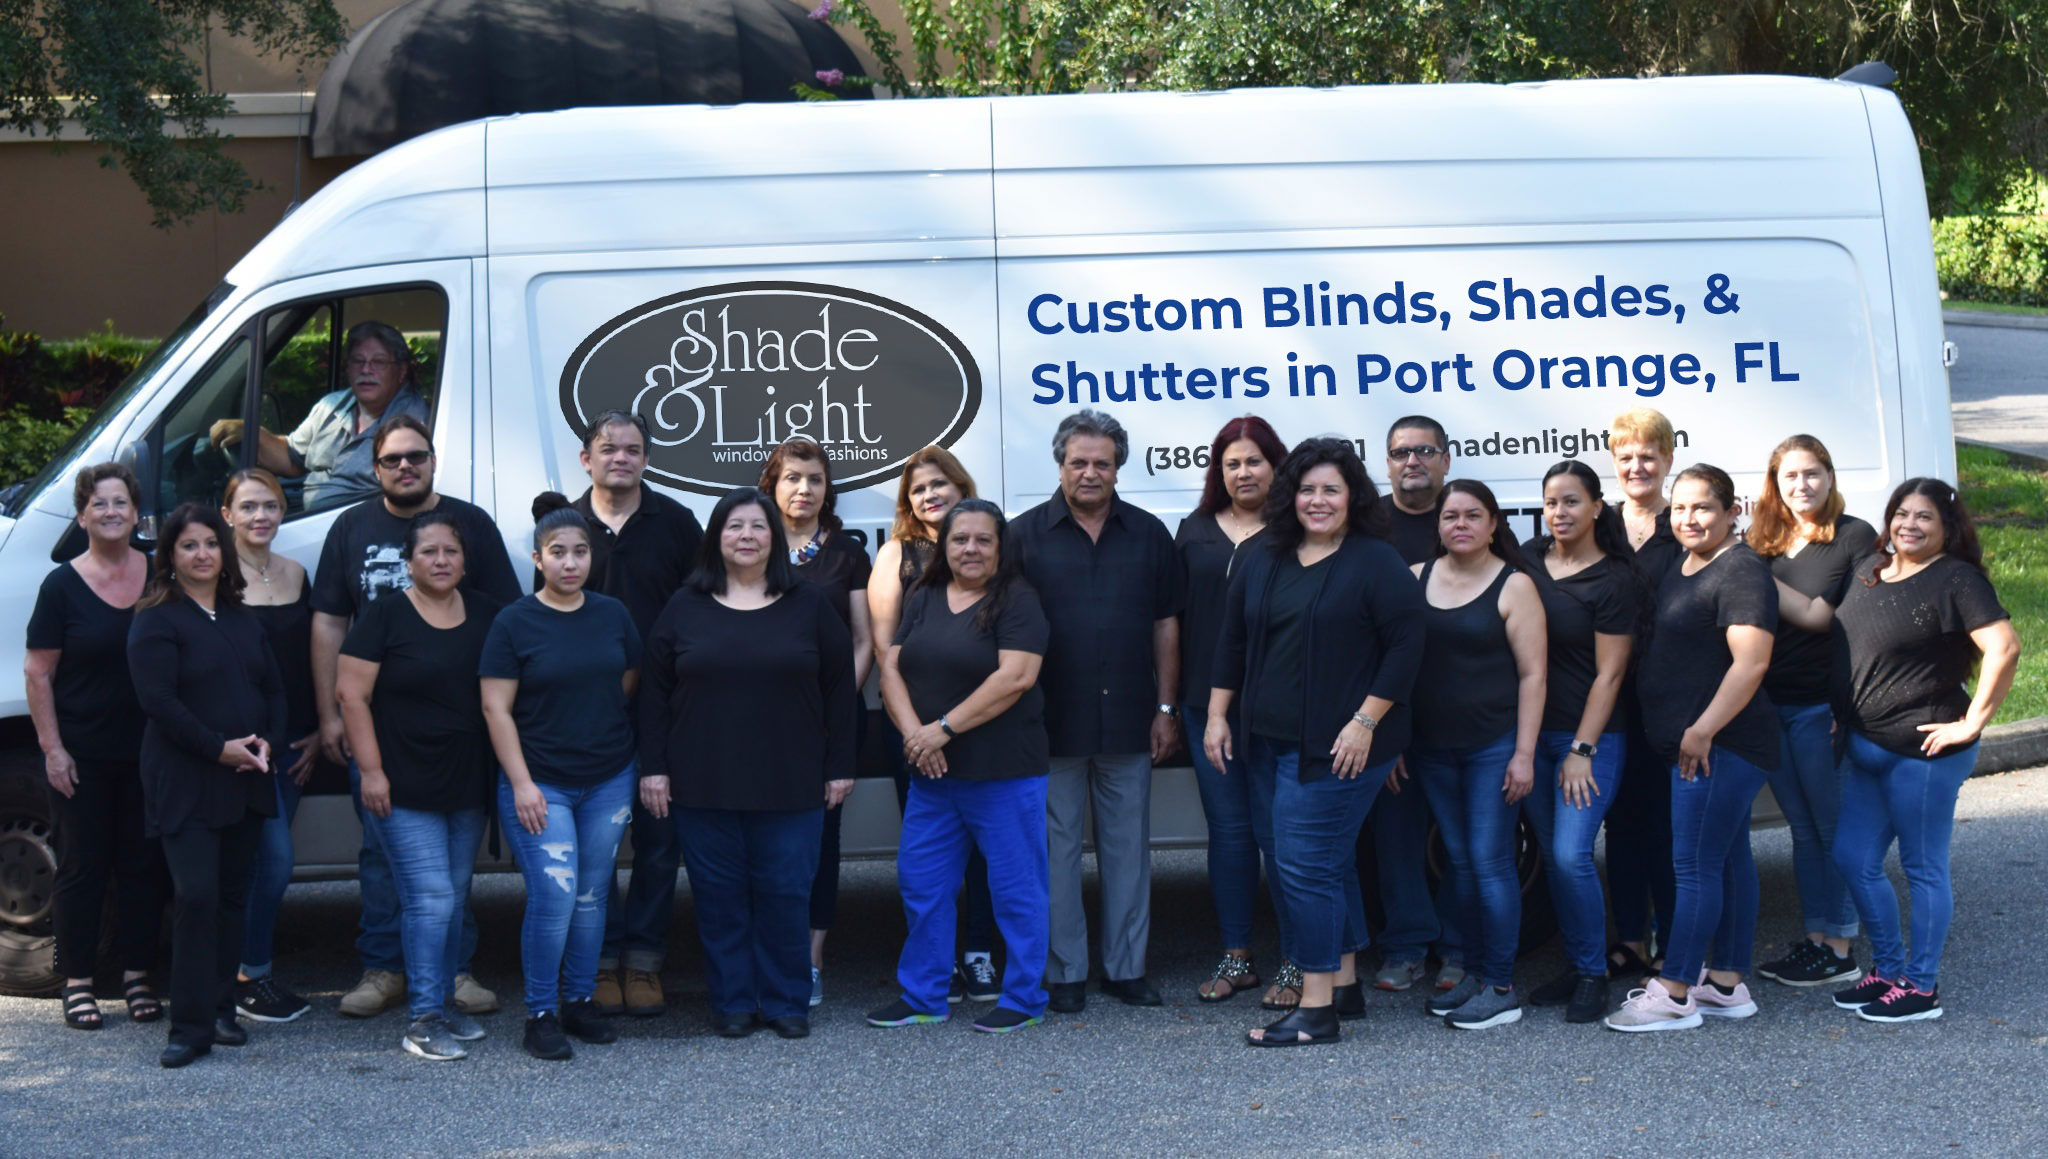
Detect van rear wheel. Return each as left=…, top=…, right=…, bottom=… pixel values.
left=0, top=751, right=61, bottom=997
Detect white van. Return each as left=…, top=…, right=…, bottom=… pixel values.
left=0, top=75, right=1951, bottom=994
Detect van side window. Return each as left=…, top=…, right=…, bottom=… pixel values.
left=150, top=335, right=251, bottom=516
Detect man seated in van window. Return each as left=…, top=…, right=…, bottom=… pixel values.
left=210, top=321, right=431, bottom=511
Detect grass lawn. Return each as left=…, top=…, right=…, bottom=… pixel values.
left=1942, top=299, right=2048, bottom=317
left=1957, top=442, right=2048, bottom=722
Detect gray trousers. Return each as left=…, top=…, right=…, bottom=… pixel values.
left=1045, top=752, right=1153, bottom=984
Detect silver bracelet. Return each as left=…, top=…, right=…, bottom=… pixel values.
left=1350, top=712, right=1378, bottom=731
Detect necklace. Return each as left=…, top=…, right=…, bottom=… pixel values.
left=245, top=553, right=273, bottom=587
left=791, top=527, right=825, bottom=566
left=1220, top=506, right=1259, bottom=544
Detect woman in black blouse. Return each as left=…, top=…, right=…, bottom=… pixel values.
left=1207, top=437, right=1426, bottom=1047
left=1606, top=464, right=1778, bottom=1033
left=1746, top=436, right=1879, bottom=989
left=761, top=436, right=870, bottom=1007
left=339, top=511, right=503, bottom=1061
left=1173, top=415, right=1289, bottom=1004
left=871, top=499, right=1051, bottom=1034
left=26, top=462, right=165, bottom=1029
left=640, top=487, right=857, bottom=1039
left=127, top=502, right=286, bottom=1068
left=220, top=469, right=317, bottom=1025
left=1827, top=479, right=2020, bottom=1022
left=1518, top=461, right=1644, bottom=1023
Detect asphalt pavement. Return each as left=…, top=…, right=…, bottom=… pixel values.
left=1945, top=311, right=2048, bottom=459
left=3, top=768, right=2045, bottom=1157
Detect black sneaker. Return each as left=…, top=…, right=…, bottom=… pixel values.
left=1832, top=973, right=1895, bottom=1010
left=559, top=998, right=619, bottom=1044
left=1564, top=975, right=1610, bottom=1024
left=236, top=977, right=310, bottom=1023
left=1759, top=941, right=1862, bottom=987
left=523, top=1012, right=573, bottom=1060
left=947, top=971, right=965, bottom=1005
left=960, top=956, right=1001, bottom=1003
left=1527, top=970, right=1579, bottom=1007
left=1857, top=983, right=1942, bottom=1023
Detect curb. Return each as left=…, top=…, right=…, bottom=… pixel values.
left=1974, top=716, right=2048, bottom=775
left=1943, top=308, right=2048, bottom=332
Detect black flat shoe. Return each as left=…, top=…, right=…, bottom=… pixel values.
left=711, top=1011, right=758, bottom=1038
left=160, top=1041, right=211, bottom=1069
left=765, top=1015, right=809, bottom=1039
left=1246, top=1004, right=1340, bottom=1047
left=1045, top=981, right=1086, bottom=1014
left=1101, top=977, right=1163, bottom=1007
left=212, top=1017, right=248, bottom=1047
left=1332, top=982, right=1367, bottom=1021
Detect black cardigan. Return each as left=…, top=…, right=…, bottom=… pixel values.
left=1212, top=534, right=1426, bottom=780
left=127, top=598, right=287, bottom=837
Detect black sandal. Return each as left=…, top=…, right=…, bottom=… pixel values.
left=1197, top=954, right=1261, bottom=1003
left=1259, top=961, right=1304, bottom=1011
left=1246, top=1004, right=1340, bottom=1047
left=123, top=977, right=164, bottom=1023
left=62, top=984, right=104, bottom=1030
left=1606, top=943, right=1653, bottom=978
left=1332, top=981, right=1367, bottom=1021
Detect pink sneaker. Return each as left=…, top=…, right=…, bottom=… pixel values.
left=1603, top=977, right=1703, bottom=1032
left=1692, top=972, right=1759, bottom=1019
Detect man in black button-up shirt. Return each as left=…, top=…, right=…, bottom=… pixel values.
left=1011, top=409, right=1183, bottom=1012
left=562, top=411, right=703, bottom=1015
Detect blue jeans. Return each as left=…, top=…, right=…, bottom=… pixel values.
left=365, top=806, right=486, bottom=1020
left=1184, top=714, right=1280, bottom=952
left=1522, top=731, right=1624, bottom=977
left=353, top=762, right=478, bottom=975
left=601, top=796, right=683, bottom=972
left=496, top=766, right=636, bottom=1015
left=1770, top=702, right=1859, bottom=938
left=895, top=776, right=1050, bottom=1017
left=1661, top=746, right=1769, bottom=985
left=674, top=806, right=824, bottom=1021
left=1254, top=737, right=1387, bottom=973
left=1606, top=720, right=1675, bottom=947
left=1363, top=765, right=1462, bottom=964
left=239, top=771, right=302, bottom=978
left=1412, top=732, right=1523, bottom=988
left=1832, top=730, right=1977, bottom=990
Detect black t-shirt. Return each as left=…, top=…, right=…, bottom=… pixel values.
left=794, top=530, right=873, bottom=629
left=1763, top=514, right=1878, bottom=706
left=1174, top=511, right=1263, bottom=711
left=1246, top=553, right=1332, bottom=743
left=26, top=563, right=146, bottom=762
left=249, top=585, right=319, bottom=740
left=479, top=593, right=641, bottom=786
left=1640, top=543, right=1780, bottom=770
left=1834, top=555, right=2008, bottom=758
left=343, top=591, right=502, bottom=811
left=1520, top=541, right=1640, bottom=736
left=567, top=485, right=704, bottom=638
left=894, top=582, right=1051, bottom=780
left=311, top=494, right=522, bottom=618
left=1388, top=504, right=1440, bottom=567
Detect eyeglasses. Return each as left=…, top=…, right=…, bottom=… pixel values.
left=1389, top=446, right=1445, bottom=461
left=375, top=450, right=432, bottom=469
left=348, top=355, right=399, bottom=372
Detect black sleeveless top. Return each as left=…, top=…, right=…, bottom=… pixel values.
left=248, top=583, right=318, bottom=740
left=1411, top=560, right=1518, bottom=751
left=899, top=537, right=937, bottom=588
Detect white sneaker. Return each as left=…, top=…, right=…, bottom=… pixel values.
left=1604, top=977, right=1703, bottom=1032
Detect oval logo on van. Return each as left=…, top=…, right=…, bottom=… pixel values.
left=559, top=281, right=982, bottom=496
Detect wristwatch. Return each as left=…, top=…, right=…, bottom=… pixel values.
left=1568, top=740, right=1598, bottom=758
left=939, top=716, right=957, bottom=737
left=1158, top=703, right=1180, bottom=718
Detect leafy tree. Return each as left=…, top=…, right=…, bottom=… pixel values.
left=1, top=0, right=345, bottom=227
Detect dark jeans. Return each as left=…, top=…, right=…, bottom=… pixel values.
left=1661, top=746, right=1769, bottom=985
left=600, top=795, right=683, bottom=972
left=352, top=761, right=478, bottom=975
left=1411, top=732, right=1523, bottom=988
left=160, top=814, right=263, bottom=1047
left=50, top=758, right=166, bottom=978
left=1522, top=731, right=1625, bottom=976
left=808, top=709, right=869, bottom=935
left=895, top=776, right=1049, bottom=1016
left=1183, top=713, right=1281, bottom=952
left=888, top=715, right=996, bottom=954
left=1360, top=763, right=1461, bottom=964
left=1770, top=702, right=1859, bottom=938
left=1255, top=737, right=1388, bottom=974
left=675, top=806, right=824, bottom=1021
left=1605, top=722, right=1676, bottom=947
left=1833, top=730, right=1977, bottom=989
left=239, top=771, right=302, bottom=978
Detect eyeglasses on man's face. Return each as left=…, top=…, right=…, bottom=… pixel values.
left=1388, top=446, right=1444, bottom=462
left=349, top=355, right=400, bottom=372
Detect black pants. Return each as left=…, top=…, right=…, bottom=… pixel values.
left=160, top=814, right=263, bottom=1046
left=50, top=759, right=167, bottom=979
left=1604, top=722, right=1676, bottom=948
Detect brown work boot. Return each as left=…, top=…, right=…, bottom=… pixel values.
left=339, top=969, right=406, bottom=1018
left=623, top=968, right=667, bottom=1017
left=452, top=973, right=499, bottom=1015
left=591, top=968, right=626, bottom=1016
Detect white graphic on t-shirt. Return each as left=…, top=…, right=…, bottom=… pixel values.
left=359, top=543, right=410, bottom=602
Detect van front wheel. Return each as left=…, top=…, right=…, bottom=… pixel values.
left=0, top=750, right=60, bottom=997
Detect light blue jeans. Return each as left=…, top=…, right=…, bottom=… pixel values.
left=496, top=765, right=636, bottom=1015
left=363, top=805, right=487, bottom=1021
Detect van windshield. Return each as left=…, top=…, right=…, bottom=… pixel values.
left=0, top=283, right=232, bottom=517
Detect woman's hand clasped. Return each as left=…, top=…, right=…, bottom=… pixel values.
left=219, top=735, right=270, bottom=774
left=904, top=722, right=950, bottom=778
left=1330, top=720, right=1374, bottom=779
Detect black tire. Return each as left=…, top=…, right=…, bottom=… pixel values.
left=0, top=750, right=61, bottom=997
left=1357, top=814, right=1560, bottom=958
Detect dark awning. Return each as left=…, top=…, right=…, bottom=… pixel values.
left=310, top=0, right=870, bottom=158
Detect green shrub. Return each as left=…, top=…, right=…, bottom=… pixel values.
left=0, top=408, right=93, bottom=485
left=1932, top=215, right=2048, bottom=307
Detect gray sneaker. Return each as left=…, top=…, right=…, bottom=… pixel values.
left=1445, top=985, right=1524, bottom=1030
left=1374, top=958, right=1427, bottom=992
left=1426, top=975, right=1482, bottom=1017
left=810, top=966, right=824, bottom=1008
left=442, top=1010, right=487, bottom=1042
left=402, top=1015, right=467, bottom=1061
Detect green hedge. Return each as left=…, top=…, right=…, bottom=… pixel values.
left=1932, top=215, right=2048, bottom=307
